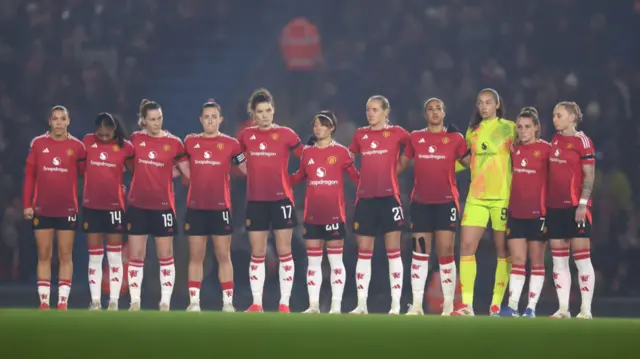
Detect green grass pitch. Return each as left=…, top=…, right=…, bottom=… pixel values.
left=0, top=310, right=638, bottom=358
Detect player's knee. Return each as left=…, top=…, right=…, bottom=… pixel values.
left=510, top=253, right=526, bottom=266
left=37, top=249, right=52, bottom=262
left=58, top=250, right=73, bottom=264
left=436, top=242, right=454, bottom=257
left=412, top=236, right=427, bottom=254
left=214, top=249, right=231, bottom=264
left=156, top=247, right=173, bottom=259
left=189, top=248, right=205, bottom=263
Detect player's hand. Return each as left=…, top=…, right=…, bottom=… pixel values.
left=575, top=205, right=587, bottom=228
left=23, top=208, right=34, bottom=220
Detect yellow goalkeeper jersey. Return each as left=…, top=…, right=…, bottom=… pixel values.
left=465, top=117, right=515, bottom=201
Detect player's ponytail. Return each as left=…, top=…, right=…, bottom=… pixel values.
left=138, top=99, right=161, bottom=129
left=96, top=113, right=129, bottom=148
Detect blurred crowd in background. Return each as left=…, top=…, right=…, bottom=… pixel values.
left=1, top=0, right=640, bottom=310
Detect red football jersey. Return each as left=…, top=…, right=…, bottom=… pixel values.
left=82, top=134, right=134, bottom=211
left=238, top=125, right=302, bottom=202
left=547, top=132, right=595, bottom=208
left=127, top=131, right=185, bottom=211
left=290, top=142, right=359, bottom=225
left=23, top=133, right=86, bottom=217
left=348, top=125, right=409, bottom=199
left=509, top=140, right=551, bottom=218
left=184, top=133, right=245, bottom=210
left=404, top=128, right=467, bottom=206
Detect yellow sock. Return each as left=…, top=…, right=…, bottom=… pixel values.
left=460, top=255, right=477, bottom=306
left=491, top=257, right=510, bottom=307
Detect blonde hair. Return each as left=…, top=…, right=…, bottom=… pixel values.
left=555, top=101, right=583, bottom=125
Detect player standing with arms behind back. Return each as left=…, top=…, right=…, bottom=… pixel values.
left=547, top=102, right=596, bottom=319
left=290, top=111, right=359, bottom=314
left=500, top=108, right=550, bottom=318
left=453, top=89, right=515, bottom=316
left=349, top=95, right=410, bottom=315
left=23, top=106, right=86, bottom=310
left=183, top=100, right=247, bottom=312
left=82, top=113, right=133, bottom=310
left=125, top=99, right=189, bottom=311
left=398, top=98, right=469, bottom=316
left=238, top=89, right=303, bottom=313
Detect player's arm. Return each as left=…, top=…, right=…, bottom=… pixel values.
left=289, top=151, right=306, bottom=185
left=348, top=131, right=360, bottom=160
left=456, top=150, right=471, bottom=172
left=174, top=138, right=189, bottom=180
left=455, top=129, right=472, bottom=172
left=579, top=163, right=595, bottom=206
left=22, top=143, right=37, bottom=218
left=284, top=128, right=304, bottom=157
left=396, top=129, right=412, bottom=174
left=232, top=150, right=247, bottom=177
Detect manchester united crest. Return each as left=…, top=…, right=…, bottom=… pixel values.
left=383, top=131, right=391, bottom=138
left=66, top=148, right=74, bottom=156
left=327, top=156, right=337, bottom=165
left=127, top=223, right=132, bottom=231
left=271, top=133, right=279, bottom=140
left=506, top=228, right=511, bottom=236
left=33, top=218, right=39, bottom=226
left=246, top=219, right=251, bottom=227
left=567, top=143, right=573, bottom=149
left=83, top=221, right=89, bottom=230
left=217, top=143, right=224, bottom=150
left=533, top=150, right=541, bottom=157
left=112, top=145, right=120, bottom=152
left=185, top=223, right=190, bottom=231
left=441, top=137, right=450, bottom=144
left=163, top=144, right=171, bottom=152
left=353, top=222, right=359, bottom=230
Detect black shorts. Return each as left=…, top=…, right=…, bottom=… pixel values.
left=82, top=207, right=125, bottom=234
left=303, top=222, right=346, bottom=240
left=353, top=196, right=404, bottom=236
left=245, top=198, right=297, bottom=231
left=506, top=216, right=546, bottom=241
left=546, top=207, right=592, bottom=239
left=32, top=214, right=77, bottom=231
left=185, top=208, right=233, bottom=236
left=410, top=202, right=458, bottom=233
left=125, top=206, right=177, bottom=237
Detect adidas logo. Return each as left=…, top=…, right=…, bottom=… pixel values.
left=362, top=134, right=368, bottom=140
left=140, top=142, right=146, bottom=147
left=419, top=138, right=425, bottom=143
left=91, top=143, right=98, bottom=148
left=42, top=148, right=49, bottom=153
left=308, top=158, right=315, bottom=165
left=194, top=143, right=200, bottom=149
left=250, top=135, right=256, bottom=140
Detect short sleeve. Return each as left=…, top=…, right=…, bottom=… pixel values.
left=403, top=136, right=415, bottom=159
left=124, top=141, right=135, bottom=158
left=455, top=133, right=469, bottom=159
left=287, top=128, right=302, bottom=149
left=341, top=147, right=354, bottom=168
left=348, top=131, right=360, bottom=154
left=231, top=139, right=246, bottom=165
left=397, top=127, right=410, bottom=146
left=77, top=140, right=87, bottom=161
left=174, top=138, right=186, bottom=161
left=577, top=133, right=595, bottom=164
left=237, top=130, right=247, bottom=152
